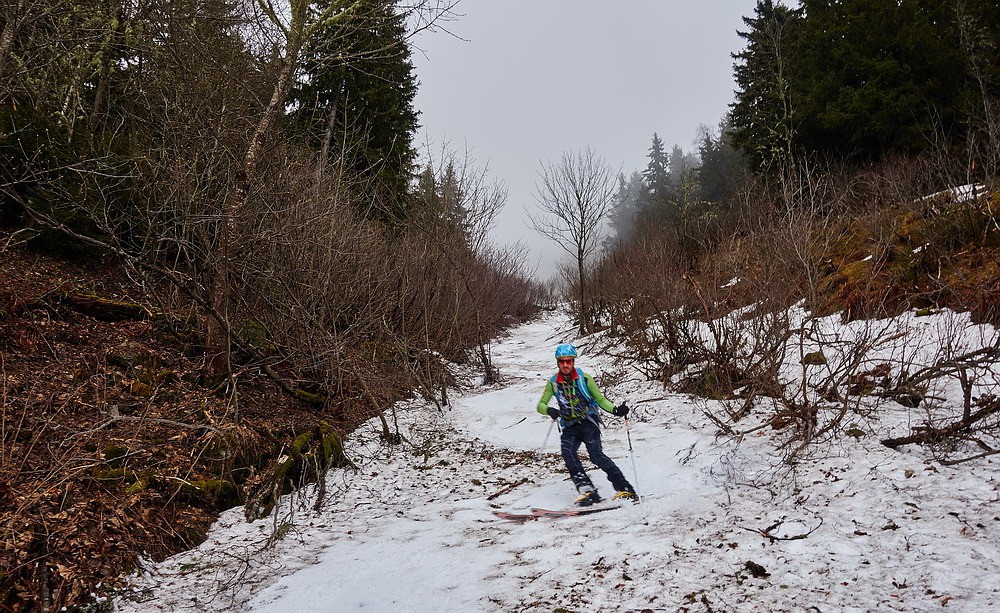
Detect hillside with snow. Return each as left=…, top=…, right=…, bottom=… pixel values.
left=115, top=310, right=1000, bottom=612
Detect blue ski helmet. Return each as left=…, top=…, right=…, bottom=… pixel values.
left=554, top=343, right=577, bottom=359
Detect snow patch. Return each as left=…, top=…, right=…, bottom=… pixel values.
left=918, top=183, right=988, bottom=204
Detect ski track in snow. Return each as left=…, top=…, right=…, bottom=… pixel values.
left=116, top=311, right=1000, bottom=612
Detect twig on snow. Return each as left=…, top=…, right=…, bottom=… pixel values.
left=486, top=477, right=529, bottom=500
left=745, top=516, right=824, bottom=542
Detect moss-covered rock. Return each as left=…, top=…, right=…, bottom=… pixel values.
left=136, top=367, right=178, bottom=386
left=107, top=341, right=147, bottom=370
left=102, top=446, right=129, bottom=468
left=63, top=292, right=151, bottom=322
left=90, top=467, right=149, bottom=485
left=129, top=380, right=152, bottom=396
left=236, top=319, right=276, bottom=353
left=125, top=477, right=148, bottom=496
left=244, top=422, right=351, bottom=520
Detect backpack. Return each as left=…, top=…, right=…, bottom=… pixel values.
left=551, top=368, right=597, bottom=420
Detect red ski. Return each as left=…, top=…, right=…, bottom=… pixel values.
left=491, top=511, right=539, bottom=521
left=531, top=503, right=621, bottom=518
left=493, top=503, right=621, bottom=521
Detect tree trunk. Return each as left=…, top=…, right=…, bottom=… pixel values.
left=318, top=81, right=343, bottom=175
left=0, top=0, right=24, bottom=79
left=478, top=340, right=494, bottom=384
left=89, top=5, right=126, bottom=133
left=203, top=33, right=304, bottom=381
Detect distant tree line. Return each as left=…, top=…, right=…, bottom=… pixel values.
left=608, top=125, right=745, bottom=246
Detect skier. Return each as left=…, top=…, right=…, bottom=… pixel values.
left=536, top=343, right=637, bottom=506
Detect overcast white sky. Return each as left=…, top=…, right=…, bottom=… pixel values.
left=411, top=1, right=759, bottom=280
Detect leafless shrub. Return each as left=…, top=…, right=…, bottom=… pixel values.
left=591, top=226, right=698, bottom=383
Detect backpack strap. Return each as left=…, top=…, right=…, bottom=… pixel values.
left=574, top=368, right=595, bottom=404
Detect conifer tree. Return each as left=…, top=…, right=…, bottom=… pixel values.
left=792, top=0, right=966, bottom=160
left=731, top=0, right=999, bottom=168
left=640, top=133, right=678, bottom=221
left=642, top=133, right=671, bottom=203
left=698, top=119, right=745, bottom=204
left=729, top=0, right=802, bottom=172
left=292, top=0, right=419, bottom=221
left=607, top=171, right=644, bottom=242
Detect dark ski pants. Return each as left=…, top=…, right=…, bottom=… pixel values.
left=560, top=418, right=631, bottom=493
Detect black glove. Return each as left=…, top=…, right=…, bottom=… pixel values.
left=546, top=407, right=560, bottom=420
left=611, top=402, right=629, bottom=418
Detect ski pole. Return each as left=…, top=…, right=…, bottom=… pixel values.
left=624, top=416, right=647, bottom=522
left=536, top=418, right=555, bottom=459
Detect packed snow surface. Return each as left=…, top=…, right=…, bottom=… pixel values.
left=117, top=311, right=1000, bottom=612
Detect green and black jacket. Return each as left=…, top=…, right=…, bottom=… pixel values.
left=536, top=368, right=615, bottom=425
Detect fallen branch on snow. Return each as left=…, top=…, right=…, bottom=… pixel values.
left=881, top=398, right=1000, bottom=449
left=487, top=477, right=529, bottom=500
left=745, top=516, right=824, bottom=542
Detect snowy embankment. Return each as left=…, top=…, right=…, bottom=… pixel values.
left=116, top=311, right=1000, bottom=612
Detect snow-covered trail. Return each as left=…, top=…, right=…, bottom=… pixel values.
left=117, top=312, right=1000, bottom=612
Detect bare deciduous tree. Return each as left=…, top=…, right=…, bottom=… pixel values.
left=531, top=146, right=618, bottom=334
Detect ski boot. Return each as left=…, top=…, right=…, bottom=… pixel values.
left=613, top=486, right=638, bottom=503
left=574, top=488, right=602, bottom=507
